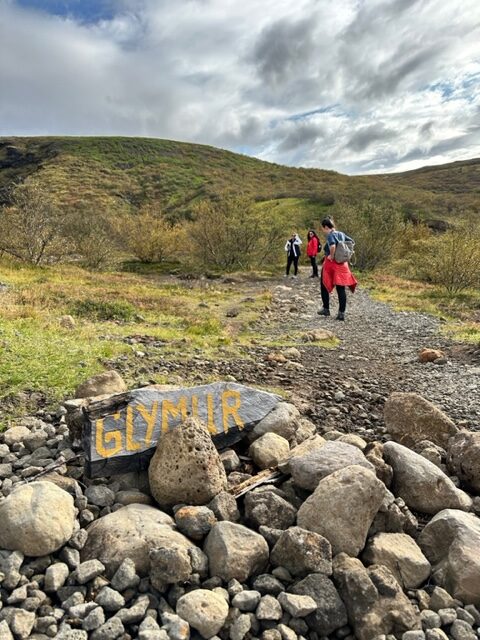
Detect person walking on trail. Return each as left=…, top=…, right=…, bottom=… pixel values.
left=318, top=217, right=357, bottom=320
left=285, top=232, right=302, bottom=278
left=306, top=229, right=320, bottom=278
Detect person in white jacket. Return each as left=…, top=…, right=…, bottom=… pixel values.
left=284, top=232, right=302, bottom=277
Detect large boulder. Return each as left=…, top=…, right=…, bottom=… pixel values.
left=74, top=370, right=127, bottom=399
left=251, top=402, right=301, bottom=442
left=362, top=533, right=431, bottom=589
left=81, top=504, right=195, bottom=577
left=383, top=392, right=458, bottom=448
left=290, top=573, right=347, bottom=636
left=447, top=430, right=480, bottom=493
left=289, top=441, right=374, bottom=491
left=383, top=442, right=472, bottom=515
left=418, top=509, right=480, bottom=606
left=0, top=481, right=75, bottom=556
left=297, top=465, right=385, bottom=556
left=176, top=589, right=229, bottom=639
left=279, top=435, right=325, bottom=474
left=204, top=521, right=269, bottom=582
left=333, top=554, right=421, bottom=640
left=148, top=416, right=227, bottom=507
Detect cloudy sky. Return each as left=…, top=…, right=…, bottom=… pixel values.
left=1, top=0, right=479, bottom=174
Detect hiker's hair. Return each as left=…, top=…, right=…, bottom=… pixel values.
left=321, top=217, right=335, bottom=229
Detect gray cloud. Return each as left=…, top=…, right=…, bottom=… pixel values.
left=347, top=123, right=397, bottom=152
left=0, top=0, right=479, bottom=174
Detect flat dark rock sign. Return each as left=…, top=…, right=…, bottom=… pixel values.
left=83, top=382, right=280, bottom=478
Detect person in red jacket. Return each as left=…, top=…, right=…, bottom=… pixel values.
left=306, top=229, right=321, bottom=278
left=317, top=217, right=357, bottom=320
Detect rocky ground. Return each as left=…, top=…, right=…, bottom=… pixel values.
left=1, top=275, right=480, bottom=640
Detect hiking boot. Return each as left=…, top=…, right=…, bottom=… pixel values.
left=317, top=308, right=330, bottom=316
left=336, top=312, right=345, bottom=321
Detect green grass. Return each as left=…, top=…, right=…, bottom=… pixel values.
left=364, top=272, right=480, bottom=344
left=0, top=257, right=276, bottom=422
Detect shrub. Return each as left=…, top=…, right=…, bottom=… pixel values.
left=334, top=200, right=404, bottom=270
left=118, top=206, right=183, bottom=263
left=71, top=299, right=138, bottom=322
left=419, top=225, right=480, bottom=293
left=0, top=181, right=70, bottom=264
left=65, top=203, right=119, bottom=270
left=187, top=196, right=284, bottom=271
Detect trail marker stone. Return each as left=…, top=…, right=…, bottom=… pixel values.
left=82, top=382, right=280, bottom=477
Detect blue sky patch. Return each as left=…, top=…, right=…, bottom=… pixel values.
left=15, top=0, right=116, bottom=23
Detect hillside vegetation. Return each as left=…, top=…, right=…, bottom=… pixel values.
left=1, top=136, right=479, bottom=223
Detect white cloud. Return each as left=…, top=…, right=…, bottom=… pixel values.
left=0, top=0, right=479, bottom=173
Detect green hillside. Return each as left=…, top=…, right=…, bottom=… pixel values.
left=1, top=136, right=478, bottom=222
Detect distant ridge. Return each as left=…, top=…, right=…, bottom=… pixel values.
left=0, top=136, right=478, bottom=221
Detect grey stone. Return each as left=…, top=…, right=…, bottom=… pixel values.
left=420, top=610, right=441, bottom=629
left=252, top=574, right=285, bottom=596
left=81, top=504, right=195, bottom=578
left=383, top=392, right=458, bottom=448
left=383, top=443, right=472, bottom=515
left=231, top=591, right=262, bottom=612
left=252, top=402, right=300, bottom=442
left=82, top=607, right=105, bottom=631
left=290, top=573, right=347, bottom=636
left=176, top=589, right=229, bottom=638
left=297, top=465, right=385, bottom=556
left=362, top=533, right=431, bottom=589
left=150, top=545, right=192, bottom=587
left=116, top=594, right=150, bottom=624
left=95, top=586, right=125, bottom=612
left=418, top=510, right=480, bottom=606
left=290, top=441, right=374, bottom=491
left=256, top=595, right=282, bottom=621
left=90, top=616, right=125, bottom=640
left=447, top=431, right=480, bottom=493
left=0, top=481, right=75, bottom=556
left=333, top=553, right=421, bottom=640
left=0, top=621, right=13, bottom=640
left=0, top=608, right=36, bottom=639
left=74, top=560, right=105, bottom=584
left=174, top=505, right=216, bottom=540
left=85, top=485, right=115, bottom=507
left=437, top=608, right=457, bottom=625
left=149, top=416, right=227, bottom=507
left=249, top=433, right=290, bottom=469
left=208, top=491, right=240, bottom=522
left=204, top=521, right=269, bottom=582
left=44, top=562, right=70, bottom=592
left=271, top=526, right=332, bottom=577
left=230, top=613, right=251, bottom=640
left=110, top=558, right=140, bottom=591
left=450, top=620, right=477, bottom=639
left=161, top=612, right=190, bottom=640
left=244, top=489, right=296, bottom=530
left=278, top=592, right=317, bottom=617
left=74, top=371, right=126, bottom=399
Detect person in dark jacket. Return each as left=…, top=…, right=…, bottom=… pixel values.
left=284, top=232, right=302, bottom=278
left=306, top=229, right=320, bottom=278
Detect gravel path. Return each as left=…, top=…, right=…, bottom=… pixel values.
left=259, top=275, right=480, bottom=433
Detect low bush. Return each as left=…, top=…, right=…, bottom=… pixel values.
left=70, top=299, right=138, bottom=322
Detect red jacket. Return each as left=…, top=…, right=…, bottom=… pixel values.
left=307, top=236, right=319, bottom=257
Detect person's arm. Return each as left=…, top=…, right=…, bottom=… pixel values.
left=285, top=240, right=290, bottom=252
left=327, top=232, right=336, bottom=260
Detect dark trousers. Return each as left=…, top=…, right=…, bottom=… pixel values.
left=286, top=255, right=299, bottom=275
left=321, top=279, right=347, bottom=313
left=309, top=256, right=318, bottom=277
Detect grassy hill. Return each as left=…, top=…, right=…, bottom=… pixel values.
left=1, top=136, right=478, bottom=223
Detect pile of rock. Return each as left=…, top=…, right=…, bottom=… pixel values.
left=1, top=378, right=480, bottom=640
